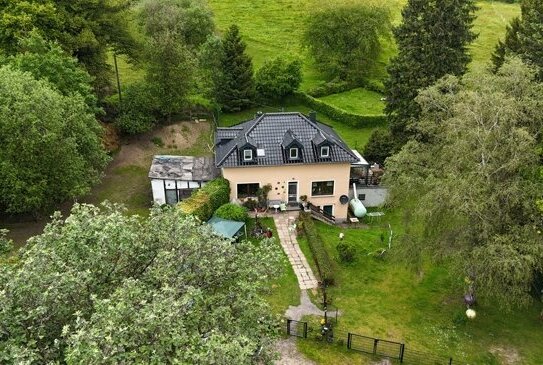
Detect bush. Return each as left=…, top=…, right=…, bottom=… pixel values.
left=336, top=241, right=356, bottom=263
left=294, top=91, right=387, bottom=128
left=115, top=83, right=156, bottom=135
left=242, top=198, right=258, bottom=211
left=255, top=57, right=302, bottom=101
left=298, top=212, right=334, bottom=285
left=178, top=178, right=230, bottom=221
left=214, top=203, right=249, bottom=222
left=363, top=129, right=395, bottom=165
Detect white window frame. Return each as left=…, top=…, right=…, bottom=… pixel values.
left=320, top=145, right=330, bottom=158
left=243, top=149, right=253, bottom=161
left=289, top=147, right=299, bottom=159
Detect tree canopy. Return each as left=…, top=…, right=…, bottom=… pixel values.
left=1, top=32, right=99, bottom=114
left=0, top=66, right=108, bottom=214
left=303, top=4, right=391, bottom=84
left=0, top=0, right=136, bottom=95
left=0, top=203, right=283, bottom=363
left=492, top=0, right=543, bottom=79
left=255, top=57, right=302, bottom=101
left=385, top=59, right=543, bottom=309
left=384, top=0, right=477, bottom=149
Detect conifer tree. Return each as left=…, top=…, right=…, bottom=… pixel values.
left=216, top=24, right=255, bottom=112
left=384, top=0, right=477, bottom=148
left=492, top=0, right=543, bottom=79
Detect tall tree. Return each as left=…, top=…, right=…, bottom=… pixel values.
left=0, top=0, right=136, bottom=96
left=492, top=0, right=543, bottom=79
left=303, top=4, right=391, bottom=84
left=384, top=0, right=477, bottom=149
left=0, top=66, right=108, bottom=214
left=1, top=32, right=99, bottom=114
left=385, top=59, right=543, bottom=310
left=216, top=24, right=255, bottom=112
left=138, top=0, right=214, bottom=121
left=0, top=203, right=283, bottom=363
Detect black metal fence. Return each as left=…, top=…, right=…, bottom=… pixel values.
left=285, top=319, right=456, bottom=365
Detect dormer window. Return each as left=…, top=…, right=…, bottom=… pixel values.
left=243, top=149, right=253, bottom=161
left=289, top=147, right=299, bottom=159
left=320, top=145, right=330, bottom=158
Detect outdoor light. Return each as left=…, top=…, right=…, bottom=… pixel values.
left=466, top=308, right=476, bottom=319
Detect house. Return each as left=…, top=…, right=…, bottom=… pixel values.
left=149, top=155, right=218, bottom=205
left=215, top=111, right=374, bottom=223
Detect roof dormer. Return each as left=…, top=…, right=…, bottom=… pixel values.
left=238, top=136, right=257, bottom=165
left=312, top=132, right=333, bottom=160
left=282, top=129, right=303, bottom=163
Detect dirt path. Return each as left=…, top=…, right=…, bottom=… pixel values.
left=2, top=120, right=211, bottom=246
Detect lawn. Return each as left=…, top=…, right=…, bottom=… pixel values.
left=219, top=104, right=385, bottom=151
left=294, top=215, right=543, bottom=364
left=319, top=88, right=386, bottom=115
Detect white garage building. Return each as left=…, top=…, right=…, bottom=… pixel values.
left=149, top=155, right=218, bottom=205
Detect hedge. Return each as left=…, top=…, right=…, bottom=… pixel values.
left=294, top=91, right=387, bottom=129
left=298, top=212, right=335, bottom=285
left=178, top=178, right=230, bottom=221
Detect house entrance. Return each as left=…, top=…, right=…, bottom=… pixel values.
left=288, top=181, right=298, bottom=205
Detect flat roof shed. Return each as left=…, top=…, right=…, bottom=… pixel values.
left=149, top=155, right=218, bottom=205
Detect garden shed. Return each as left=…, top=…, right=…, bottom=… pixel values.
left=207, top=216, right=246, bottom=240
left=149, top=155, right=218, bottom=205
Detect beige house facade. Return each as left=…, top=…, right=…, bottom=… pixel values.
left=221, top=162, right=352, bottom=221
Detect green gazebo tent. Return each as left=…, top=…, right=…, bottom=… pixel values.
left=207, top=216, right=246, bottom=240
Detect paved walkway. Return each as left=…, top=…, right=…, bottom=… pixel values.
left=273, top=212, right=319, bottom=290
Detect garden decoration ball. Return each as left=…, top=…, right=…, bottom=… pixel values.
left=466, top=309, right=476, bottom=319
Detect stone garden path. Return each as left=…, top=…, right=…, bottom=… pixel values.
left=273, top=213, right=319, bottom=290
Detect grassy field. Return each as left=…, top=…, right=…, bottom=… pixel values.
left=219, top=104, right=384, bottom=151
left=294, top=215, right=543, bottom=364
left=319, top=88, right=386, bottom=115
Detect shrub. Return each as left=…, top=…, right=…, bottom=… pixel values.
left=363, top=129, right=395, bottom=165
left=336, top=241, right=356, bottom=263
left=294, top=91, right=387, bottom=128
left=115, top=83, right=156, bottom=135
left=255, top=57, right=302, bottom=101
left=151, top=136, right=164, bottom=147
left=214, top=203, right=249, bottom=222
left=298, top=212, right=334, bottom=285
left=178, top=178, right=230, bottom=221
left=242, top=198, right=258, bottom=211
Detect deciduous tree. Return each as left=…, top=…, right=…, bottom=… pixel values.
left=0, top=66, right=108, bottom=214
left=0, top=203, right=283, bottom=363
left=303, top=4, right=391, bottom=83
left=255, top=57, right=302, bottom=101
left=385, top=59, right=543, bottom=309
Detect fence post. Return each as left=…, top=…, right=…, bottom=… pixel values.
left=286, top=319, right=291, bottom=336
left=347, top=333, right=352, bottom=350
left=399, top=343, right=405, bottom=363
left=303, top=322, right=308, bottom=338
left=373, top=339, right=378, bottom=355
left=449, top=358, right=453, bottom=365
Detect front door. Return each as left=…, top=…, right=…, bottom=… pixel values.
left=288, top=182, right=298, bottom=204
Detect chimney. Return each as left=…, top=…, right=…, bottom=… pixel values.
left=309, top=111, right=317, bottom=122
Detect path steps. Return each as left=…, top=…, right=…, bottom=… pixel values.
left=273, top=213, right=319, bottom=290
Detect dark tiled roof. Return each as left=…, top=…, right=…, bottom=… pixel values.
left=215, top=112, right=358, bottom=167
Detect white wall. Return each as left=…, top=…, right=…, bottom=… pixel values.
left=151, top=179, right=166, bottom=205
left=351, top=186, right=388, bottom=207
